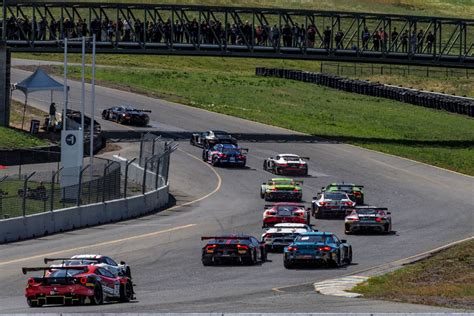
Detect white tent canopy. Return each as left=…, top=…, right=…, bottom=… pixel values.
left=15, top=68, right=68, bottom=129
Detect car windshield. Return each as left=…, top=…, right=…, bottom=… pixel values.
left=357, top=209, right=383, bottom=215
left=49, top=269, right=84, bottom=278
left=222, top=148, right=240, bottom=154
left=295, top=235, right=327, bottom=243
left=272, top=180, right=293, bottom=185
left=276, top=206, right=300, bottom=216
left=215, top=133, right=231, bottom=138
left=325, top=193, right=346, bottom=200
left=282, top=156, right=300, bottom=161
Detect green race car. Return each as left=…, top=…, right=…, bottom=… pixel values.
left=260, top=178, right=303, bottom=201
left=321, top=182, right=364, bottom=205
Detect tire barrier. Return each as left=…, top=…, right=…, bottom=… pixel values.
left=256, top=67, right=474, bottom=117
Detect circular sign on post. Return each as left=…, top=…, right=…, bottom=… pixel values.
left=65, top=134, right=76, bottom=146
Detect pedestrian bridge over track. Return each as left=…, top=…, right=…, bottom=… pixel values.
left=1, top=1, right=473, bottom=68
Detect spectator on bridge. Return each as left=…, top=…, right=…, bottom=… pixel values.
left=335, top=30, right=344, bottom=49
left=175, top=21, right=183, bottom=43
left=306, top=24, right=316, bottom=48
left=417, top=29, right=424, bottom=53
left=391, top=27, right=399, bottom=51
left=38, top=17, right=47, bottom=41
left=410, top=30, right=417, bottom=54
left=401, top=30, right=408, bottom=52
left=426, top=31, right=435, bottom=53
left=378, top=28, right=387, bottom=51
left=361, top=27, right=370, bottom=50
left=123, top=19, right=131, bottom=41
left=90, top=18, right=101, bottom=41
left=271, top=24, right=280, bottom=48
left=256, top=25, right=264, bottom=45
left=282, top=23, right=292, bottom=47
left=323, top=26, right=331, bottom=49
left=49, top=19, right=58, bottom=40
left=372, top=31, right=380, bottom=51
left=106, top=20, right=114, bottom=41
left=292, top=23, right=301, bottom=47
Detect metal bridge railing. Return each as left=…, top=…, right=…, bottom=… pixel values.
left=1, top=2, right=473, bottom=67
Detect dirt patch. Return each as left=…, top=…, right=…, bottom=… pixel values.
left=97, top=142, right=122, bottom=155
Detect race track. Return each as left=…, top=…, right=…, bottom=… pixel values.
left=0, top=63, right=472, bottom=312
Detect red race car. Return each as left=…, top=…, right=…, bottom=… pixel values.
left=262, top=203, right=311, bottom=228
left=23, top=265, right=134, bottom=307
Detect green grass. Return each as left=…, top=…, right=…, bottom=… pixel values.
left=352, top=239, right=474, bottom=309
left=30, top=60, right=474, bottom=175
left=0, top=127, right=47, bottom=149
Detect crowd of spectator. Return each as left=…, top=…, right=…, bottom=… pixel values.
left=1, top=14, right=437, bottom=53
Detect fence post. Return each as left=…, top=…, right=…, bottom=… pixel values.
left=142, top=158, right=149, bottom=194
left=139, top=134, right=144, bottom=166
left=124, top=158, right=136, bottom=198
left=50, top=167, right=63, bottom=212
left=0, top=176, right=8, bottom=218
left=102, top=161, right=114, bottom=203
left=77, top=165, right=90, bottom=207
left=22, top=172, right=36, bottom=217
left=155, top=157, right=161, bottom=189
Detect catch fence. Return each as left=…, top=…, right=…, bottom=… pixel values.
left=0, top=136, right=176, bottom=219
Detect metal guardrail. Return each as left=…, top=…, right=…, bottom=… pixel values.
left=1, top=2, right=473, bottom=67
left=256, top=67, right=474, bottom=117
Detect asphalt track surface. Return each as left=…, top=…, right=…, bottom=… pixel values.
left=0, top=63, right=472, bottom=312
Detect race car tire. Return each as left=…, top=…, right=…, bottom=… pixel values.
left=260, top=191, right=265, bottom=199
left=202, top=150, right=207, bottom=161
left=260, top=247, right=267, bottom=262
left=347, top=247, right=353, bottom=265
left=283, top=259, right=294, bottom=269
left=211, top=156, right=219, bottom=166
left=345, top=224, right=352, bottom=235
left=90, top=284, right=104, bottom=305
left=120, top=281, right=133, bottom=303
left=26, top=297, right=39, bottom=308
left=306, top=214, right=311, bottom=225
left=125, top=267, right=132, bottom=278
left=118, top=117, right=125, bottom=125
left=101, top=110, right=108, bottom=120
left=314, top=209, right=323, bottom=219
left=329, top=252, right=340, bottom=268
left=304, top=169, right=308, bottom=176
left=202, top=257, right=213, bottom=266
left=384, top=224, right=391, bottom=234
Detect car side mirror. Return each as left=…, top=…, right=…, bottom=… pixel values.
left=307, top=207, right=311, bottom=211
left=340, top=239, right=347, bottom=243
left=387, top=212, right=391, bottom=215
left=312, top=197, right=317, bottom=200
left=120, top=261, right=126, bottom=265
left=263, top=182, right=266, bottom=185
left=270, top=157, right=273, bottom=159
left=321, top=187, right=325, bottom=190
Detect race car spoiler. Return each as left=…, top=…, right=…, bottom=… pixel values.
left=264, top=204, right=306, bottom=209
left=353, top=206, right=388, bottom=210
left=22, top=266, right=88, bottom=275
left=201, top=236, right=251, bottom=241
left=44, top=257, right=101, bottom=264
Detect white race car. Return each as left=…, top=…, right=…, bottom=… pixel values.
left=261, top=223, right=313, bottom=251
left=45, top=254, right=132, bottom=278
left=263, top=154, right=309, bottom=176
left=312, top=191, right=356, bottom=218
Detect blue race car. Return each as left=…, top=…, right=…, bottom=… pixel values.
left=202, top=143, right=248, bottom=167
left=283, top=232, right=352, bottom=269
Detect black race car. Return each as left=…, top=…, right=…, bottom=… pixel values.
left=190, top=130, right=237, bottom=147
left=102, top=105, right=151, bottom=126
left=202, top=143, right=247, bottom=167
left=201, top=235, right=267, bottom=266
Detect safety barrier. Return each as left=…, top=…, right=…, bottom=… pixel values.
left=256, top=67, right=474, bottom=117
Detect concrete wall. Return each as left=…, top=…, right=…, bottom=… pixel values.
left=0, top=161, right=169, bottom=244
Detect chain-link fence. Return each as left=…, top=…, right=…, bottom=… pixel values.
left=0, top=136, right=176, bottom=220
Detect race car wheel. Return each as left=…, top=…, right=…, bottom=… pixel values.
left=260, top=191, right=265, bottom=199
left=263, top=160, right=267, bottom=171
left=284, top=259, right=294, bottom=269
left=90, top=284, right=104, bottom=305
left=202, top=150, right=207, bottom=161
left=347, top=247, right=353, bottom=265
left=26, top=297, right=39, bottom=308
left=202, top=257, right=213, bottom=266
left=101, top=110, right=108, bottom=120
left=120, top=281, right=133, bottom=303
left=118, top=117, right=125, bottom=124
left=260, top=247, right=267, bottom=262
left=125, top=267, right=132, bottom=278
left=345, top=224, right=352, bottom=235
left=211, top=156, right=219, bottom=166
left=384, top=224, right=391, bottom=234
left=314, top=209, right=323, bottom=219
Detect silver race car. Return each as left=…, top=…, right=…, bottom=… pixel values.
left=312, top=191, right=356, bottom=218
left=345, top=206, right=392, bottom=234
left=261, top=223, right=313, bottom=251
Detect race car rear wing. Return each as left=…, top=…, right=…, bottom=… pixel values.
left=201, top=236, right=251, bottom=241
left=300, top=157, right=310, bottom=160
left=22, top=266, right=88, bottom=275
left=354, top=206, right=388, bottom=210
left=264, top=204, right=306, bottom=209
left=44, top=257, right=101, bottom=264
